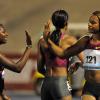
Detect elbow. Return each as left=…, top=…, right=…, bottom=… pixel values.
left=5, top=64, right=23, bottom=73
left=14, top=66, right=23, bottom=73
left=16, top=69, right=22, bottom=73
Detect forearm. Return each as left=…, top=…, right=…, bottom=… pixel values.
left=48, top=39, right=64, bottom=57
left=16, top=47, right=32, bottom=72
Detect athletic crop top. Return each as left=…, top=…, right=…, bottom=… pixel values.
left=83, top=35, right=100, bottom=70
left=45, top=53, right=69, bottom=67
left=45, top=33, right=69, bottom=68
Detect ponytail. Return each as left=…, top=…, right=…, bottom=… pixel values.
left=50, top=29, right=61, bottom=45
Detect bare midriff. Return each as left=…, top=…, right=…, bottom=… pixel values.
left=85, top=70, right=100, bottom=83
left=45, top=66, right=68, bottom=77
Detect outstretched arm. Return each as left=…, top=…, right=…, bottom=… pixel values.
left=0, top=31, right=32, bottom=73
left=48, top=36, right=89, bottom=59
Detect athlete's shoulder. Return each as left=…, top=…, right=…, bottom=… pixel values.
left=63, top=34, right=77, bottom=45
left=80, top=34, right=92, bottom=41
left=76, top=34, right=92, bottom=46
left=64, top=34, right=77, bottom=40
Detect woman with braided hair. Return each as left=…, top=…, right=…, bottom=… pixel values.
left=47, top=11, right=100, bottom=100
left=37, top=9, right=83, bottom=100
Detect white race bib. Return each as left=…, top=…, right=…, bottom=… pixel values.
left=83, top=49, right=100, bottom=70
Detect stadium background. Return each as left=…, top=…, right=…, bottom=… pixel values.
left=0, top=0, right=100, bottom=99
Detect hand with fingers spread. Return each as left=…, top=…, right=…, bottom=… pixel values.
left=43, top=20, right=51, bottom=34
left=25, top=30, right=32, bottom=48
left=43, top=20, right=53, bottom=42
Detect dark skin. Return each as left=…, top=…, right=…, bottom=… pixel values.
left=0, top=29, right=32, bottom=73
left=48, top=15, right=100, bottom=100
left=0, top=25, right=32, bottom=100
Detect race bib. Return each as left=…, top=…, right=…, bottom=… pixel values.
left=83, top=49, right=100, bottom=70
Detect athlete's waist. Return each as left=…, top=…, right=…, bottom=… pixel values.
left=46, top=67, right=68, bottom=77
left=86, top=80, right=100, bottom=84
left=85, top=70, right=100, bottom=83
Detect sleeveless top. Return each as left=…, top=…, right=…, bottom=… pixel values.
left=45, top=33, right=69, bottom=68
left=83, top=34, right=100, bottom=70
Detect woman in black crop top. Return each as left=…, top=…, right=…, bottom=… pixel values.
left=0, top=24, right=32, bottom=100
left=47, top=11, right=100, bottom=100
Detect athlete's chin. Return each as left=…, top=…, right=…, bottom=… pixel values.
left=88, top=29, right=100, bottom=33
left=88, top=30, right=95, bottom=33
left=88, top=29, right=92, bottom=32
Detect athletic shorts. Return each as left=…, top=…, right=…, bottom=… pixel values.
left=82, top=81, right=100, bottom=99
left=41, top=76, right=71, bottom=100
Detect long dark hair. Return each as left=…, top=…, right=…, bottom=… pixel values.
left=50, top=10, right=69, bottom=45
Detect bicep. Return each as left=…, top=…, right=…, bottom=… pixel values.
left=0, top=53, right=17, bottom=70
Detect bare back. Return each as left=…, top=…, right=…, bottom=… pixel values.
left=39, top=34, right=78, bottom=77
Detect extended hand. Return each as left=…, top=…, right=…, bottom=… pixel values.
left=43, top=20, right=52, bottom=42
left=25, top=30, right=32, bottom=47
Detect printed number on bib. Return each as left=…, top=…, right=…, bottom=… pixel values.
left=86, top=56, right=96, bottom=64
